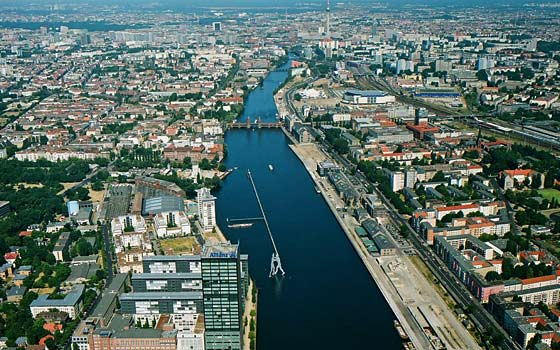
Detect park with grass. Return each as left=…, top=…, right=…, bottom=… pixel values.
left=159, top=236, right=201, bottom=255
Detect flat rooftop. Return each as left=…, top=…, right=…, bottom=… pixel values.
left=30, top=284, right=84, bottom=308
left=143, top=255, right=201, bottom=262
left=202, top=243, right=238, bottom=259
left=345, top=89, right=387, bottom=97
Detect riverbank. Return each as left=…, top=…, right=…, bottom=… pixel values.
left=273, top=71, right=302, bottom=119
left=242, top=279, right=258, bottom=350
left=287, top=142, right=482, bottom=350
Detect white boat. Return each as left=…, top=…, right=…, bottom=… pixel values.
left=228, top=223, right=254, bottom=229
left=268, top=164, right=274, bottom=171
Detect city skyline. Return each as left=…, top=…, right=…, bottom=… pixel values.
left=0, top=1, right=558, bottom=350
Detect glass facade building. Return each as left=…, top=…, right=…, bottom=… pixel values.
left=201, top=244, right=243, bottom=350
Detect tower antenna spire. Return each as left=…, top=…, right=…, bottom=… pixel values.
left=326, top=0, right=331, bottom=37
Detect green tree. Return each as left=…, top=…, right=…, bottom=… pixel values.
left=199, top=158, right=213, bottom=170
left=432, top=171, right=446, bottom=182
left=476, top=69, right=488, bottom=81
left=485, top=271, right=501, bottom=281
left=77, top=240, right=93, bottom=256
left=531, top=175, right=542, bottom=189
left=502, top=258, right=514, bottom=279
left=91, top=181, right=104, bottom=191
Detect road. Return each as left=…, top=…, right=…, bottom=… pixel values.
left=490, top=177, right=521, bottom=236
left=102, top=223, right=114, bottom=283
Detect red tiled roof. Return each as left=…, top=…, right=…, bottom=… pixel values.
left=503, top=169, right=533, bottom=177
left=437, top=204, right=479, bottom=212
left=521, top=274, right=557, bottom=285
left=39, top=334, right=54, bottom=346
left=19, top=231, right=32, bottom=237
left=4, top=252, right=18, bottom=260
left=43, top=323, right=63, bottom=334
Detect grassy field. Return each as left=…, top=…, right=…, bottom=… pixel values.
left=160, top=236, right=201, bottom=255
left=30, top=287, right=56, bottom=295
left=203, top=230, right=224, bottom=244
left=88, top=184, right=107, bottom=202
left=57, top=182, right=79, bottom=195
left=540, top=240, right=560, bottom=259
left=538, top=189, right=560, bottom=202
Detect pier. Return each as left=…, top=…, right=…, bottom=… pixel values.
left=246, top=169, right=285, bottom=277
left=227, top=217, right=264, bottom=223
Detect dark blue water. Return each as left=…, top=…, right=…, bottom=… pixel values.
left=215, top=59, right=402, bottom=350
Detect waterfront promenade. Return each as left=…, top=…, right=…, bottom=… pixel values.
left=288, top=142, right=482, bottom=350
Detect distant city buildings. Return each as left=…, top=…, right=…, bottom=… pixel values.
left=0, top=2, right=559, bottom=350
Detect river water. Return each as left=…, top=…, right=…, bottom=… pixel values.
left=215, top=59, right=402, bottom=350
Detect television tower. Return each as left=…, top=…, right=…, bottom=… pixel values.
left=326, top=0, right=331, bottom=37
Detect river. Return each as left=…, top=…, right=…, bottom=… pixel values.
left=215, top=58, right=403, bottom=350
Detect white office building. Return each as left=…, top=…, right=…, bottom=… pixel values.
left=111, top=215, right=146, bottom=236
left=196, top=188, right=216, bottom=232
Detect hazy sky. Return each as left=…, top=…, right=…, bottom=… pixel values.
left=0, top=0, right=554, bottom=9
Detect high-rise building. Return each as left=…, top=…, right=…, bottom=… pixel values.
left=390, top=171, right=405, bottom=192
left=201, top=244, right=243, bottom=350
left=404, top=168, right=417, bottom=189
left=196, top=188, right=216, bottom=232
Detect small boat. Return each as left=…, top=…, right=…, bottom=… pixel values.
left=268, top=164, right=274, bottom=171
left=393, top=320, right=409, bottom=340
left=228, top=223, right=253, bottom=229
left=315, top=186, right=321, bottom=194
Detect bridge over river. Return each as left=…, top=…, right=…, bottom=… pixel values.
left=228, top=116, right=282, bottom=129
